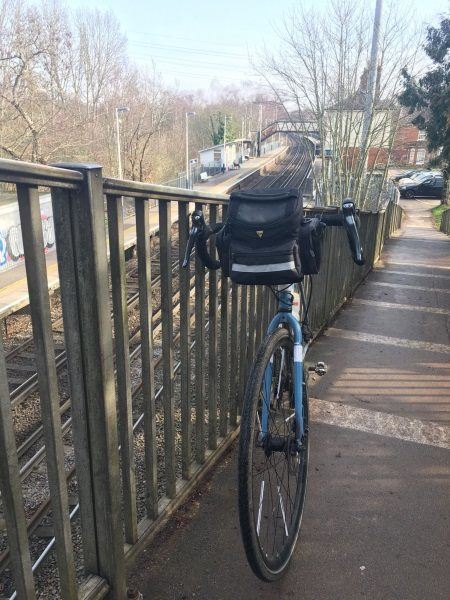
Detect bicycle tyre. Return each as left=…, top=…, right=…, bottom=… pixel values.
left=238, top=327, right=309, bottom=581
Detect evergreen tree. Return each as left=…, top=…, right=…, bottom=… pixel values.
left=398, top=16, right=450, bottom=201
left=209, top=113, right=236, bottom=146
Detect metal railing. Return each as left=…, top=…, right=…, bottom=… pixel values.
left=160, top=163, right=223, bottom=190
left=0, top=157, right=402, bottom=599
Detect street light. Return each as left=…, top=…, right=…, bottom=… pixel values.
left=258, top=104, right=263, bottom=156
left=223, top=115, right=227, bottom=170
left=185, top=111, right=196, bottom=189
left=115, top=107, right=129, bottom=179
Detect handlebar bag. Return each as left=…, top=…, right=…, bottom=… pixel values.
left=216, top=188, right=303, bottom=285
left=298, top=217, right=326, bottom=275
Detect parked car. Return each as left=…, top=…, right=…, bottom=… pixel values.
left=393, top=169, right=423, bottom=182
left=397, top=170, right=442, bottom=184
left=399, top=175, right=444, bottom=199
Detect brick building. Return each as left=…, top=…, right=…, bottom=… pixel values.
left=323, top=68, right=431, bottom=170
left=391, top=121, right=429, bottom=166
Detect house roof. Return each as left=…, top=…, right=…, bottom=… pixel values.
left=199, top=139, right=252, bottom=154
left=327, top=66, right=392, bottom=111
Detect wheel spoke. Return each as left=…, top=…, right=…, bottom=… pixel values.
left=256, top=480, right=265, bottom=536
left=277, top=486, right=289, bottom=537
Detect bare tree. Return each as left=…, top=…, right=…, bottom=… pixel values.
left=73, top=8, right=127, bottom=122
left=119, top=67, right=174, bottom=181
left=0, top=0, right=280, bottom=184
left=0, top=0, right=52, bottom=161
left=258, top=0, right=422, bottom=208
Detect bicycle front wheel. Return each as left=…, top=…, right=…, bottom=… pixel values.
left=238, top=327, right=309, bottom=581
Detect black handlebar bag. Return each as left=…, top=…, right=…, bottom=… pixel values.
left=298, top=217, right=326, bottom=275
left=216, top=188, right=303, bottom=285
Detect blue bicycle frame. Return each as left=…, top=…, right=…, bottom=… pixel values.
left=260, top=284, right=305, bottom=446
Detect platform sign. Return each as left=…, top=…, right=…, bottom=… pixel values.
left=0, top=193, right=56, bottom=273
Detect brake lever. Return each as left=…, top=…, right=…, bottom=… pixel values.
left=182, top=210, right=204, bottom=268
left=342, top=199, right=365, bottom=265
left=341, top=199, right=356, bottom=221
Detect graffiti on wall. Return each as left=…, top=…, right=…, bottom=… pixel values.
left=0, top=194, right=56, bottom=272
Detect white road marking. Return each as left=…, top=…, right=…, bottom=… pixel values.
left=373, top=269, right=450, bottom=281
left=370, top=281, right=450, bottom=294
left=257, top=481, right=265, bottom=536
left=325, top=328, right=450, bottom=355
left=382, top=261, right=450, bottom=271
left=277, top=486, right=289, bottom=537
left=310, top=398, right=450, bottom=450
left=351, top=298, right=450, bottom=315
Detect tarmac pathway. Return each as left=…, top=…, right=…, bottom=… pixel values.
left=129, top=199, right=450, bottom=600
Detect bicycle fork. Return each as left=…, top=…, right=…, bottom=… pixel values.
left=260, top=288, right=305, bottom=448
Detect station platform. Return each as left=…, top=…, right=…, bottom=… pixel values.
left=193, top=146, right=286, bottom=195
left=0, top=202, right=180, bottom=321
left=0, top=147, right=285, bottom=321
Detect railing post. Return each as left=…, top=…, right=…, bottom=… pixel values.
left=53, top=163, right=126, bottom=599
left=18, top=184, right=77, bottom=599
left=0, top=333, right=36, bottom=599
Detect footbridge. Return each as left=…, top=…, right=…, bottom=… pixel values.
left=1, top=154, right=448, bottom=600
left=261, top=119, right=320, bottom=142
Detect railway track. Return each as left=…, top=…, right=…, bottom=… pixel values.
left=1, top=139, right=314, bottom=597
left=245, top=137, right=312, bottom=191
left=5, top=266, right=141, bottom=408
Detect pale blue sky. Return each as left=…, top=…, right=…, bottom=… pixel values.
left=65, top=0, right=449, bottom=92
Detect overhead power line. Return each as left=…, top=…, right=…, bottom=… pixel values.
left=129, top=40, right=249, bottom=59
left=132, top=52, right=253, bottom=73
left=129, top=30, right=249, bottom=50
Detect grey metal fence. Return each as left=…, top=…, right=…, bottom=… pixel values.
left=0, top=157, right=402, bottom=599
left=160, top=163, right=223, bottom=190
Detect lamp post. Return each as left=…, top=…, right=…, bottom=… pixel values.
left=258, top=104, right=263, bottom=156
left=223, top=114, right=228, bottom=171
left=251, top=102, right=264, bottom=157
left=241, top=118, right=245, bottom=163
left=115, top=107, right=129, bottom=179
left=185, top=111, right=196, bottom=189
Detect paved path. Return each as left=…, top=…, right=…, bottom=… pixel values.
left=130, top=199, right=450, bottom=599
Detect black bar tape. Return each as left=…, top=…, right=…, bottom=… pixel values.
left=319, top=213, right=344, bottom=226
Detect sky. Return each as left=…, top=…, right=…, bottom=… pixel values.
left=65, top=0, right=450, bottom=93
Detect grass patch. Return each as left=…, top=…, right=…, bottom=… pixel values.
left=431, top=204, right=448, bottom=229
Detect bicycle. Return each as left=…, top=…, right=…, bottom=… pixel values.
left=183, top=191, right=365, bottom=581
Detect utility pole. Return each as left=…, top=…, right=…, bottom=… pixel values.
left=360, top=0, right=383, bottom=166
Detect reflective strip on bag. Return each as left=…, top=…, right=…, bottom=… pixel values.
left=232, top=261, right=296, bottom=273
